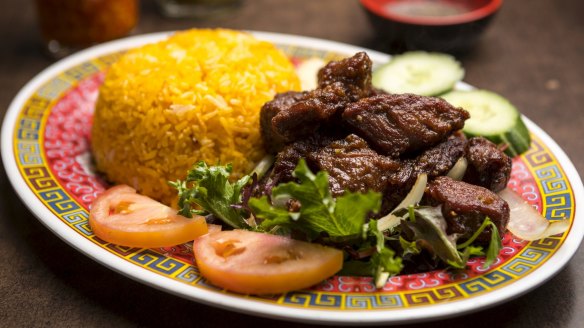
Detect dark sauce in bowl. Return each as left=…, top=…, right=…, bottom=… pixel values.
left=361, top=0, right=502, bottom=53
left=385, top=1, right=472, bottom=18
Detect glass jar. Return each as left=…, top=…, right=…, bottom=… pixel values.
left=35, top=0, right=138, bottom=58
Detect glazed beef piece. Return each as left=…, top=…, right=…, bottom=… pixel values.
left=411, top=132, right=468, bottom=181
left=342, top=94, right=469, bottom=157
left=260, top=52, right=378, bottom=154
left=463, top=137, right=512, bottom=192
left=260, top=83, right=351, bottom=154
left=268, top=132, right=465, bottom=201
left=266, top=134, right=336, bottom=186
left=426, top=176, right=510, bottom=243
left=270, top=82, right=348, bottom=143
left=317, top=51, right=373, bottom=101
left=260, top=91, right=308, bottom=153
left=382, top=133, right=468, bottom=211
left=306, top=134, right=400, bottom=196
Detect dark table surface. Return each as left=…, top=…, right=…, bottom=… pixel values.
left=1, top=0, right=583, bottom=327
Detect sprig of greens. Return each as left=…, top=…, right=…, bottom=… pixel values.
left=485, top=220, right=503, bottom=266
left=368, top=220, right=404, bottom=287
left=249, top=159, right=382, bottom=239
left=339, top=220, right=403, bottom=287
left=399, top=236, right=422, bottom=256
left=170, top=161, right=251, bottom=229
left=403, top=206, right=465, bottom=268
left=455, top=216, right=502, bottom=267
left=403, top=207, right=502, bottom=269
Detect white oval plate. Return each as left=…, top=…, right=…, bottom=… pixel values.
left=2, top=31, right=583, bottom=325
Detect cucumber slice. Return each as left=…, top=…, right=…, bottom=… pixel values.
left=442, top=89, right=531, bottom=157
left=372, top=51, right=464, bottom=96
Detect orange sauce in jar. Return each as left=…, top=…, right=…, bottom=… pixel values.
left=35, top=0, right=138, bottom=54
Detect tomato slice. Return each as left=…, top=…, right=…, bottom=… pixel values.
left=89, top=185, right=208, bottom=248
left=193, top=230, right=343, bottom=295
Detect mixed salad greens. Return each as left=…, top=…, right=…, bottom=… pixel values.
left=170, top=159, right=503, bottom=288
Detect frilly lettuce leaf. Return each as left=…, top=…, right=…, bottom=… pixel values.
left=403, top=206, right=465, bottom=268
left=249, top=159, right=381, bottom=239
left=404, top=206, right=502, bottom=269
left=170, top=161, right=250, bottom=229
left=339, top=219, right=403, bottom=287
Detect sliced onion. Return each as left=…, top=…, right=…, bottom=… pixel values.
left=447, top=157, right=468, bottom=181
left=251, top=154, right=275, bottom=179
left=392, top=174, right=428, bottom=215
left=541, top=219, right=571, bottom=237
left=377, top=214, right=401, bottom=233
left=499, top=188, right=570, bottom=240
left=378, top=174, right=428, bottom=231
left=375, top=272, right=390, bottom=289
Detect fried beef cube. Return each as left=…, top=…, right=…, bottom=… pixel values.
left=306, top=134, right=400, bottom=196
left=267, top=134, right=336, bottom=186
left=317, top=52, right=373, bottom=101
left=463, top=137, right=512, bottom=192
left=260, top=91, right=308, bottom=153
left=260, top=83, right=349, bottom=153
left=426, top=176, right=510, bottom=243
left=342, top=94, right=469, bottom=157
left=260, top=52, right=377, bottom=154
left=412, top=131, right=468, bottom=181
left=383, top=133, right=468, bottom=212
left=272, top=83, right=348, bottom=140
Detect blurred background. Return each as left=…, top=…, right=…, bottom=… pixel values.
left=1, top=0, right=583, bottom=327
left=3, top=0, right=582, bottom=168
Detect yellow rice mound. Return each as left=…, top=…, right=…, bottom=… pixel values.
left=92, top=29, right=300, bottom=205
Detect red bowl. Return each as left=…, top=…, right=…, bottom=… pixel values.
left=360, top=0, right=502, bottom=53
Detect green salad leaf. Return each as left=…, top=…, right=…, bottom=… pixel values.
left=459, top=245, right=485, bottom=264
left=338, top=219, right=403, bottom=287
left=404, top=206, right=465, bottom=268
left=249, top=195, right=293, bottom=226
left=452, top=216, right=502, bottom=267
left=399, top=236, right=422, bottom=256
left=368, top=220, right=403, bottom=287
left=249, top=159, right=382, bottom=239
left=404, top=207, right=503, bottom=270
left=485, top=220, right=503, bottom=266
left=170, top=161, right=251, bottom=229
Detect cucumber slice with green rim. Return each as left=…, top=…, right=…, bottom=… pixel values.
left=372, top=51, right=464, bottom=96
left=442, top=89, right=531, bottom=157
